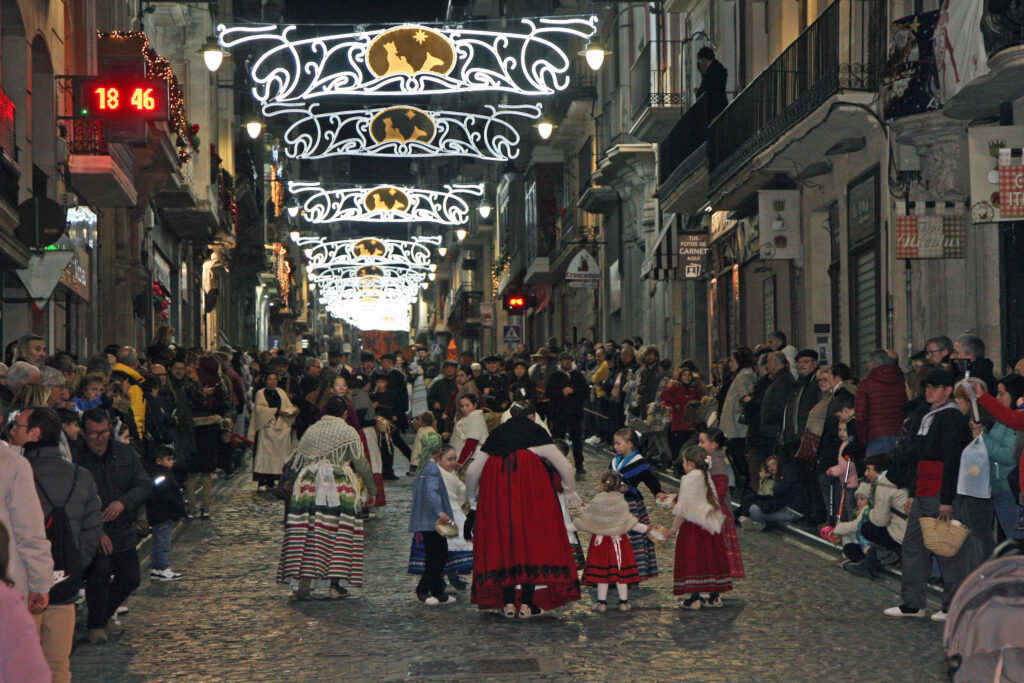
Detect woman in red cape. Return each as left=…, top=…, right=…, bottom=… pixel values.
left=464, top=403, right=582, bottom=617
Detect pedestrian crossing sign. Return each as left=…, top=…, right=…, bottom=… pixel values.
left=503, top=324, right=522, bottom=345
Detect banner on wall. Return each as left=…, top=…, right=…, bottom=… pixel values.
left=894, top=201, right=967, bottom=258
left=757, top=190, right=801, bottom=260
left=882, top=11, right=940, bottom=120
left=967, top=126, right=1024, bottom=223
left=933, top=0, right=989, bottom=105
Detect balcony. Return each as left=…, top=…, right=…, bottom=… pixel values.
left=943, top=1, right=1024, bottom=119
left=547, top=55, right=599, bottom=149
left=707, top=0, right=886, bottom=194
left=65, top=120, right=137, bottom=208
left=629, top=41, right=687, bottom=143
left=658, top=96, right=709, bottom=215
left=156, top=159, right=221, bottom=242
left=448, top=285, right=483, bottom=330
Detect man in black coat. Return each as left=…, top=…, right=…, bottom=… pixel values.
left=546, top=352, right=589, bottom=474
left=477, top=355, right=510, bottom=412
left=696, top=46, right=728, bottom=120
left=756, top=352, right=797, bottom=463
left=73, top=408, right=152, bottom=641
left=427, top=360, right=458, bottom=433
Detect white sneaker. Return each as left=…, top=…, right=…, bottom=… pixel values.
left=585, top=436, right=601, bottom=446
left=423, top=596, right=440, bottom=606
left=150, top=568, right=182, bottom=582
left=930, top=610, right=947, bottom=622
left=883, top=605, right=926, bottom=618
left=739, top=517, right=765, bottom=531
left=114, top=605, right=129, bottom=615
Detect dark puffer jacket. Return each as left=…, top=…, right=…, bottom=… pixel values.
left=854, top=364, right=907, bottom=443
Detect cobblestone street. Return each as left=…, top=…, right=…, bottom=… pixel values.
left=71, top=446, right=949, bottom=682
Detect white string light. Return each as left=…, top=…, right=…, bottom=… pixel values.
left=288, top=181, right=484, bottom=224
left=218, top=17, right=598, bottom=101
left=266, top=102, right=542, bottom=161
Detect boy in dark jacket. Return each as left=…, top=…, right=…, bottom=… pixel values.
left=146, top=446, right=187, bottom=581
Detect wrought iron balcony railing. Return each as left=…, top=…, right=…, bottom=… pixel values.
left=707, top=0, right=885, bottom=190
left=630, top=40, right=687, bottom=122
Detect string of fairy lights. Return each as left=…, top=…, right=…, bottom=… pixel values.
left=219, top=16, right=597, bottom=331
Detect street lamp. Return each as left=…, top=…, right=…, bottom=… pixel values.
left=286, top=197, right=300, bottom=218
left=243, top=115, right=264, bottom=139
left=438, top=246, right=448, bottom=256
left=197, top=36, right=227, bottom=73
left=289, top=230, right=300, bottom=242
left=429, top=263, right=437, bottom=272
left=580, top=39, right=609, bottom=71
left=455, top=228, right=468, bottom=241
left=428, top=272, right=436, bottom=281
left=478, top=200, right=492, bottom=220
left=535, top=119, right=556, bottom=140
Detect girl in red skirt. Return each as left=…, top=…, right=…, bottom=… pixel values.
left=698, top=428, right=744, bottom=579
left=668, top=446, right=731, bottom=610
left=574, top=471, right=658, bottom=613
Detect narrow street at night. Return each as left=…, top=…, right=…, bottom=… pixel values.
left=71, top=448, right=947, bottom=682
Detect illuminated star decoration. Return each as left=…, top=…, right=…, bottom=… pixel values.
left=265, top=102, right=542, bottom=161
left=288, top=181, right=484, bottom=224
left=217, top=17, right=598, bottom=100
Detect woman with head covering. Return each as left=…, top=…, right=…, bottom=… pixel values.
left=279, top=397, right=377, bottom=600
left=449, top=393, right=490, bottom=467
left=248, top=369, right=298, bottom=492
left=188, top=355, right=232, bottom=517
left=463, top=401, right=582, bottom=618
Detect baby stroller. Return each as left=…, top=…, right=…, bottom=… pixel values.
left=943, top=539, right=1024, bottom=681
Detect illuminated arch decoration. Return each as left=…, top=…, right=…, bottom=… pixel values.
left=217, top=17, right=598, bottom=101
left=297, top=235, right=438, bottom=271
left=268, top=103, right=542, bottom=161
left=289, top=181, right=483, bottom=224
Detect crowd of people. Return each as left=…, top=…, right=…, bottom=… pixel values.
left=2, top=326, right=1022, bottom=679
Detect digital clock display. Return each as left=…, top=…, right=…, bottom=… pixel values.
left=74, top=77, right=170, bottom=121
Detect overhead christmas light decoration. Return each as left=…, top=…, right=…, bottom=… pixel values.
left=267, top=102, right=542, bottom=161
left=288, top=181, right=484, bottom=224
left=217, top=17, right=598, bottom=101
left=297, top=235, right=438, bottom=271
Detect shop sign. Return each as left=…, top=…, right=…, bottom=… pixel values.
left=678, top=231, right=709, bottom=279
left=894, top=202, right=966, bottom=258
left=967, top=126, right=1024, bottom=222
left=757, top=190, right=802, bottom=260
left=566, top=249, right=599, bottom=288
left=480, top=302, right=496, bottom=328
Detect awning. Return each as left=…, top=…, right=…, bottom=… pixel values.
left=641, top=216, right=678, bottom=281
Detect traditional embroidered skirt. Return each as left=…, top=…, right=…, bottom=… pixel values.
left=277, top=463, right=364, bottom=588
left=371, top=473, right=386, bottom=508
left=722, top=510, right=745, bottom=578
left=581, top=534, right=641, bottom=586
left=672, top=521, right=732, bottom=595
left=626, top=495, right=657, bottom=579
left=471, top=449, right=580, bottom=610
left=408, top=503, right=473, bottom=575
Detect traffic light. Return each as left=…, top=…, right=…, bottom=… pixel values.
left=503, top=290, right=533, bottom=313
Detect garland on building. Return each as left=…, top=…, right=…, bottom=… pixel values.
left=98, top=31, right=191, bottom=162
left=152, top=280, right=172, bottom=321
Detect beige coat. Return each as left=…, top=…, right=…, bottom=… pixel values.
left=249, top=387, right=297, bottom=476
left=0, top=444, right=52, bottom=600
left=868, top=472, right=909, bottom=543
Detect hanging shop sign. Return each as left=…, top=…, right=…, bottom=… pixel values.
left=756, top=190, right=802, bottom=260
left=565, top=249, right=600, bottom=288
left=678, top=231, right=710, bottom=279
left=218, top=17, right=598, bottom=101
left=272, top=103, right=542, bottom=161
left=967, top=126, right=1024, bottom=222
left=894, top=201, right=967, bottom=258
left=289, top=181, right=483, bottom=224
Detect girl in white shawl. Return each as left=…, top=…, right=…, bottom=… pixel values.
left=279, top=398, right=377, bottom=600
left=450, top=394, right=490, bottom=467
left=249, top=372, right=298, bottom=488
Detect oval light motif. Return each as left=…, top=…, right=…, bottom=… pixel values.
left=366, top=26, right=456, bottom=78
left=364, top=186, right=411, bottom=213
left=369, top=106, right=436, bottom=145
left=353, top=238, right=387, bottom=257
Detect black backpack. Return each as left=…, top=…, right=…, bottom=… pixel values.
left=35, top=467, right=84, bottom=604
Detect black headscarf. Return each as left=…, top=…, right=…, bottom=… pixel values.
left=480, top=416, right=552, bottom=457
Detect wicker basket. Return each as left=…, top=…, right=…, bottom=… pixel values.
left=919, top=517, right=970, bottom=557
left=435, top=519, right=459, bottom=538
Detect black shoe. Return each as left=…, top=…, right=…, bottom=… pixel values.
left=845, top=562, right=875, bottom=579
left=575, top=468, right=586, bottom=477
left=383, top=472, right=400, bottom=481
left=447, top=574, right=469, bottom=590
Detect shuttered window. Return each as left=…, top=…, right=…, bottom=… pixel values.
left=851, top=248, right=878, bottom=374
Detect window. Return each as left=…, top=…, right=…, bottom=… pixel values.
left=850, top=248, right=879, bottom=374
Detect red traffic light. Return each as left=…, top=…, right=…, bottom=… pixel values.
left=503, top=291, right=532, bottom=312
